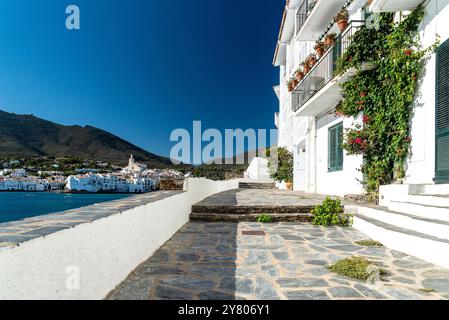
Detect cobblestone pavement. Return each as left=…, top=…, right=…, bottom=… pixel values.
left=107, top=222, right=449, bottom=300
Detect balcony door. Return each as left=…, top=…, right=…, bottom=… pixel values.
left=436, top=39, right=449, bottom=183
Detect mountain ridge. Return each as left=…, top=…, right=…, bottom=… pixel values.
left=0, top=109, right=174, bottom=168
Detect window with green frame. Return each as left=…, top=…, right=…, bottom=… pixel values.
left=328, top=122, right=344, bottom=172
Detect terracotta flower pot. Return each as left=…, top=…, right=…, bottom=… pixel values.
left=316, top=48, right=324, bottom=58
left=308, top=59, right=317, bottom=68
left=286, top=181, right=293, bottom=190
left=296, top=72, right=304, bottom=82
left=303, top=65, right=310, bottom=74
left=338, top=19, right=348, bottom=32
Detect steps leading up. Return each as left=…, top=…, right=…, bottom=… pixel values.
left=238, top=182, right=276, bottom=189
left=350, top=183, right=449, bottom=270
left=190, top=212, right=313, bottom=223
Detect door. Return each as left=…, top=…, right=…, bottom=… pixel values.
left=294, top=144, right=307, bottom=191
left=436, top=39, right=449, bottom=184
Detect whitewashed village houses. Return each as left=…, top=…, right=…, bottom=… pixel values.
left=272, top=0, right=449, bottom=267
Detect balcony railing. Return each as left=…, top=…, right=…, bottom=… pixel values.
left=292, top=20, right=365, bottom=113
left=274, top=112, right=280, bottom=128
left=295, top=0, right=318, bottom=36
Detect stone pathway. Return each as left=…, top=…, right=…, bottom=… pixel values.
left=107, top=222, right=449, bottom=300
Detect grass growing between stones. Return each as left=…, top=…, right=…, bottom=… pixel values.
left=328, top=256, right=388, bottom=281
left=419, top=288, right=436, bottom=293
left=256, top=215, right=274, bottom=223
left=355, top=240, right=383, bottom=247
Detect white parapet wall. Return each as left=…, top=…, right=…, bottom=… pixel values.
left=244, top=157, right=270, bottom=181
left=0, top=178, right=239, bottom=300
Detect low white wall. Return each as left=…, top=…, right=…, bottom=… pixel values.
left=0, top=178, right=239, bottom=300
left=244, top=157, right=270, bottom=180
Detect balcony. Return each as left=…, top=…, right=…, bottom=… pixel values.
left=275, top=112, right=280, bottom=128
left=369, top=0, right=423, bottom=13
left=295, top=0, right=348, bottom=41
left=292, top=21, right=370, bottom=117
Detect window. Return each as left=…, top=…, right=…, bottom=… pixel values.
left=328, top=123, right=344, bottom=172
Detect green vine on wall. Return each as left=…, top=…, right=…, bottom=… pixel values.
left=335, top=7, right=439, bottom=201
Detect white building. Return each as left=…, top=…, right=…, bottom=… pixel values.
left=65, top=173, right=156, bottom=193
left=273, top=0, right=448, bottom=197
left=273, top=0, right=449, bottom=269
left=121, top=155, right=148, bottom=174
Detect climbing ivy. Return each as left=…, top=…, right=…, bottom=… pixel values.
left=335, top=7, right=438, bottom=201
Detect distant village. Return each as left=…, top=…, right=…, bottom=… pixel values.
left=0, top=155, right=186, bottom=193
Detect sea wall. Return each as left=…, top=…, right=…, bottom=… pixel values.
left=0, top=178, right=240, bottom=300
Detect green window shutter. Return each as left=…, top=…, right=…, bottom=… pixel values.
left=435, top=38, right=449, bottom=183
left=329, top=122, right=344, bottom=172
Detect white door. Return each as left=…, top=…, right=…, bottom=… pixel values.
left=294, top=145, right=307, bottom=191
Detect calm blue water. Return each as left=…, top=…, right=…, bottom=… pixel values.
left=0, top=192, right=133, bottom=224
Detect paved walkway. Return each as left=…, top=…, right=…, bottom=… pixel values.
left=107, top=222, right=449, bottom=300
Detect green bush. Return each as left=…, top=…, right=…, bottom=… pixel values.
left=355, top=240, right=383, bottom=247
left=266, top=147, right=293, bottom=183
left=311, top=197, right=353, bottom=227
left=329, top=256, right=374, bottom=281
left=256, top=215, right=274, bottom=223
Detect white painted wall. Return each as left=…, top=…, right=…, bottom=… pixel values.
left=315, top=114, right=364, bottom=196
left=406, top=0, right=449, bottom=184
left=0, top=178, right=239, bottom=300
left=244, top=157, right=271, bottom=181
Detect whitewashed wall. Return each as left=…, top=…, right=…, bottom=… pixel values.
left=0, top=178, right=239, bottom=300
left=406, top=0, right=449, bottom=184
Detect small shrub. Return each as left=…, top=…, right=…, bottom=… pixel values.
left=419, top=288, right=436, bottom=293
left=355, top=240, right=383, bottom=247
left=329, top=256, right=377, bottom=281
left=256, top=215, right=274, bottom=223
left=311, top=197, right=353, bottom=227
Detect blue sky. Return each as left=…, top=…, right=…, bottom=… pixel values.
left=0, top=0, right=283, bottom=159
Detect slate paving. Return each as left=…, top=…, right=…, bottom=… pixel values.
left=107, top=222, right=449, bottom=300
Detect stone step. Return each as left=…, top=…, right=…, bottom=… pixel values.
left=238, top=182, right=276, bottom=189
left=190, top=212, right=313, bottom=223
left=388, top=201, right=449, bottom=223
left=349, top=205, right=449, bottom=241
left=409, top=184, right=449, bottom=196
left=191, top=205, right=315, bottom=215
left=404, top=194, right=449, bottom=208
left=352, top=214, right=449, bottom=270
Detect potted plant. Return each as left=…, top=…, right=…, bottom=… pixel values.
left=301, top=61, right=310, bottom=74
left=286, top=181, right=293, bottom=190
left=307, top=53, right=317, bottom=68
left=324, top=33, right=337, bottom=46
left=287, top=79, right=294, bottom=92
left=314, top=41, right=326, bottom=58
left=295, top=68, right=304, bottom=82
left=334, top=9, right=349, bottom=32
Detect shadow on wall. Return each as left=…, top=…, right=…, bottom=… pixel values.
left=107, top=222, right=240, bottom=300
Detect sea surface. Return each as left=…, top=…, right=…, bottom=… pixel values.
left=0, top=192, right=133, bottom=224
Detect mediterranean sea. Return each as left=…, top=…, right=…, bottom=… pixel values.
left=0, top=192, right=133, bottom=224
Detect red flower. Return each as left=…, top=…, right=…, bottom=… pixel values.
left=363, top=115, right=370, bottom=124
left=360, top=92, right=367, bottom=97
left=355, top=138, right=363, bottom=145
left=357, top=101, right=365, bottom=105
left=405, top=136, right=412, bottom=143
left=348, top=56, right=353, bottom=62
left=404, top=49, right=412, bottom=56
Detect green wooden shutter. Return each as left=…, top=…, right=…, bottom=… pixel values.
left=329, top=122, right=344, bottom=172
left=436, top=39, right=449, bottom=183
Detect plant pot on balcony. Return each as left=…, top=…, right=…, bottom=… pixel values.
left=303, top=65, right=310, bottom=74
left=315, top=47, right=324, bottom=58
left=324, top=33, right=336, bottom=47
left=337, top=19, right=348, bottom=32
left=295, top=71, right=304, bottom=82
left=308, top=57, right=317, bottom=68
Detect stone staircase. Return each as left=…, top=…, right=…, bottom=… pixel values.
left=349, top=184, right=449, bottom=270
left=238, top=181, right=276, bottom=189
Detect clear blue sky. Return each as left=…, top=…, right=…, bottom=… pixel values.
left=0, top=0, right=283, bottom=158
